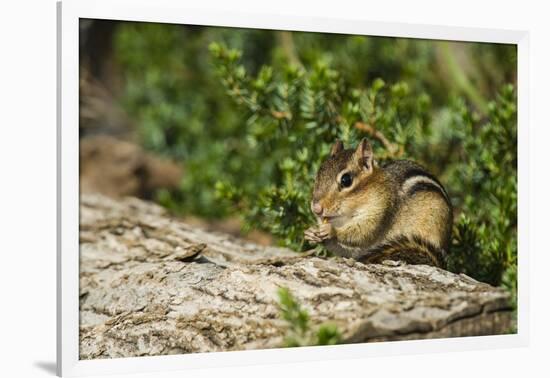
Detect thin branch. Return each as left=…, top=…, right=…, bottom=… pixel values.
left=354, top=121, right=403, bottom=158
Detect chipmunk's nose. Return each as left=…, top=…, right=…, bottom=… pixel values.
left=311, top=201, right=323, bottom=216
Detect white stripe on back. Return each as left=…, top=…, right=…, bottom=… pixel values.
left=401, top=175, right=449, bottom=202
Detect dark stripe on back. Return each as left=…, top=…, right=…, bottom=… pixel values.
left=407, top=181, right=451, bottom=205
left=381, top=160, right=451, bottom=205
left=402, top=168, right=446, bottom=192
left=402, top=167, right=450, bottom=204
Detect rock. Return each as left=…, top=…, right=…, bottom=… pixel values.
left=79, top=193, right=513, bottom=359
left=80, top=136, right=182, bottom=199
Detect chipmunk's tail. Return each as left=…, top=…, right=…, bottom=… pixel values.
left=359, top=235, right=446, bottom=268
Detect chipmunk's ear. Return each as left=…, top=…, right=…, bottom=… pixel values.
left=330, top=140, right=344, bottom=156
left=354, top=138, right=374, bottom=172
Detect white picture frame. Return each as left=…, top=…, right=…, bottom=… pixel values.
left=57, top=0, right=530, bottom=376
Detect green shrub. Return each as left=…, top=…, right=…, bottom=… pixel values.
left=446, top=85, right=517, bottom=293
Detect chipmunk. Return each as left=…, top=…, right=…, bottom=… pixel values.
left=304, top=138, right=453, bottom=268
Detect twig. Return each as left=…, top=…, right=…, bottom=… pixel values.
left=354, top=121, right=403, bottom=158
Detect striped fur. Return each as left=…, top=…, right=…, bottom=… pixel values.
left=357, top=235, right=446, bottom=268
left=403, top=176, right=450, bottom=205
left=384, top=160, right=451, bottom=205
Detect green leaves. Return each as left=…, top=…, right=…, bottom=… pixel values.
left=447, top=85, right=517, bottom=289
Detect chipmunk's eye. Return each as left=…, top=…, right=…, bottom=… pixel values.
left=340, top=173, right=353, bottom=188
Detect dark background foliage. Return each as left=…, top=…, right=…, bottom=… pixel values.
left=79, top=20, right=517, bottom=298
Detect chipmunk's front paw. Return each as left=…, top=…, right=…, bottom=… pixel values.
left=317, top=222, right=335, bottom=240
left=304, top=226, right=322, bottom=244
left=304, top=223, right=334, bottom=244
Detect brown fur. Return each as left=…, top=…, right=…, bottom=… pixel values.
left=307, top=138, right=453, bottom=268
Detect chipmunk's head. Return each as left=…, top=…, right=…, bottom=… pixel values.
left=311, top=138, right=383, bottom=226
